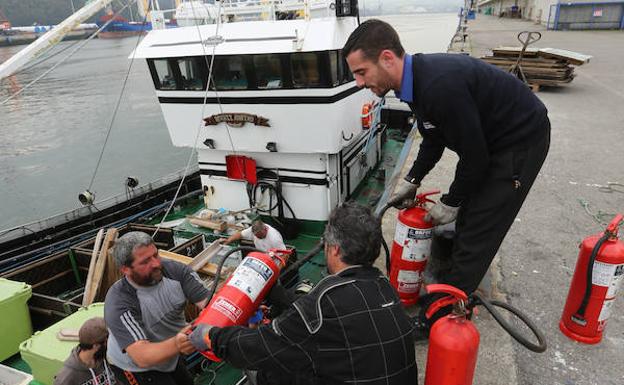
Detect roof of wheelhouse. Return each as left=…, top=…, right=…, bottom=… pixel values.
left=132, top=17, right=359, bottom=59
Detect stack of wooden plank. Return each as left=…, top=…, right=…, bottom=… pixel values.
left=481, top=47, right=591, bottom=89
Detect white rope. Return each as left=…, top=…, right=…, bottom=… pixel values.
left=87, top=4, right=150, bottom=191
left=0, top=1, right=133, bottom=106
left=152, top=0, right=231, bottom=237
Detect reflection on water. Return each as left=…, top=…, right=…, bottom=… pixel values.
left=0, top=13, right=458, bottom=231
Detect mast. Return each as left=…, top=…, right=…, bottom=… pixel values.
left=0, top=0, right=114, bottom=80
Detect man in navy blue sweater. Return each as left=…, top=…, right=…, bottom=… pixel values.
left=344, top=19, right=550, bottom=333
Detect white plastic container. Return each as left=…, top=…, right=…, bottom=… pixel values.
left=0, top=363, right=33, bottom=385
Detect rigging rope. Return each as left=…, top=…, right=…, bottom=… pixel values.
left=4, top=39, right=82, bottom=79
left=87, top=1, right=150, bottom=192
left=151, top=0, right=230, bottom=237
left=0, top=1, right=133, bottom=106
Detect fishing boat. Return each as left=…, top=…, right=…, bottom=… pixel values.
left=97, top=1, right=178, bottom=39
left=0, top=1, right=439, bottom=384
left=96, top=13, right=154, bottom=39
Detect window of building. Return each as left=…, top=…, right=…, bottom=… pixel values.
left=177, top=57, right=206, bottom=90
left=151, top=59, right=178, bottom=90
left=211, top=56, right=248, bottom=90
left=253, top=54, right=283, bottom=89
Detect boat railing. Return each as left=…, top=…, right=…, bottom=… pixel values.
left=219, top=0, right=335, bottom=21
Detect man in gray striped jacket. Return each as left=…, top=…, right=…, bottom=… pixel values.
left=104, top=231, right=209, bottom=385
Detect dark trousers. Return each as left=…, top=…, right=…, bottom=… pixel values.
left=110, top=358, right=194, bottom=385
left=421, top=122, right=550, bottom=325
left=443, top=122, right=551, bottom=295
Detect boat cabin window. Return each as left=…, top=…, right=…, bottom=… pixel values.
left=151, top=59, right=178, bottom=90
left=338, top=51, right=354, bottom=84
left=291, top=52, right=322, bottom=88
left=177, top=58, right=207, bottom=90
left=329, top=51, right=339, bottom=86
left=253, top=54, right=283, bottom=89
left=211, top=56, right=248, bottom=90
left=148, top=50, right=355, bottom=92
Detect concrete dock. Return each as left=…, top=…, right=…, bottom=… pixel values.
left=379, top=14, right=624, bottom=385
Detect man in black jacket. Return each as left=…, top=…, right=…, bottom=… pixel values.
left=343, top=20, right=550, bottom=330
left=189, top=202, right=417, bottom=385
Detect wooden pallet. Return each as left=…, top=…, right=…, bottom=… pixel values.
left=482, top=46, right=589, bottom=89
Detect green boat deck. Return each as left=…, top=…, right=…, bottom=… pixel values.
left=3, top=129, right=407, bottom=385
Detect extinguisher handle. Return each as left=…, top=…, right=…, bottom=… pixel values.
left=425, top=296, right=459, bottom=319
left=415, top=190, right=441, bottom=205
left=605, top=214, right=623, bottom=236
left=424, top=284, right=469, bottom=319
left=268, top=249, right=293, bottom=268
left=426, top=284, right=469, bottom=301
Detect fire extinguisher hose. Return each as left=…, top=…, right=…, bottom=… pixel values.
left=376, top=203, right=394, bottom=274
left=280, top=241, right=324, bottom=279
left=573, top=232, right=610, bottom=321
left=471, top=292, right=547, bottom=353
left=208, top=246, right=260, bottom=303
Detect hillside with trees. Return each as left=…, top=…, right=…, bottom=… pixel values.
left=0, top=0, right=175, bottom=27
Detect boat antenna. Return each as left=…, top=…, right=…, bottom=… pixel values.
left=151, top=0, right=229, bottom=237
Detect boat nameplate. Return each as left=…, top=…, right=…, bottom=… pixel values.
left=204, top=113, right=271, bottom=127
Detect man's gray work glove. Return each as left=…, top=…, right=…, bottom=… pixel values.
left=425, top=201, right=460, bottom=225
left=189, top=324, right=213, bottom=352
left=389, top=182, right=419, bottom=209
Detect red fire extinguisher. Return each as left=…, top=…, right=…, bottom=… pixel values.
left=389, top=190, right=439, bottom=306
left=560, top=214, right=624, bottom=344
left=423, top=284, right=547, bottom=385
left=193, top=249, right=291, bottom=360
left=424, top=284, right=479, bottom=385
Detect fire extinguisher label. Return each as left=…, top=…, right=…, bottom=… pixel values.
left=212, top=297, right=244, bottom=322
left=394, top=222, right=409, bottom=245
left=598, top=298, right=615, bottom=322
left=401, top=237, right=431, bottom=262
left=592, top=262, right=624, bottom=297
left=227, top=257, right=273, bottom=302
left=397, top=270, right=422, bottom=294
left=607, top=264, right=624, bottom=298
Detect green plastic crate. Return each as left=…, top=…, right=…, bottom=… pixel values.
left=0, top=278, right=33, bottom=361
left=19, top=303, right=104, bottom=385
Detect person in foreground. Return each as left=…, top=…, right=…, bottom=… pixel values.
left=54, top=317, right=116, bottom=385
left=104, top=231, right=210, bottom=385
left=190, top=202, right=417, bottom=385
left=343, top=19, right=550, bottom=332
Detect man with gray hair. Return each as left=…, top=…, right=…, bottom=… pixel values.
left=104, top=231, right=210, bottom=385
left=190, top=203, right=417, bottom=385
left=220, top=219, right=285, bottom=252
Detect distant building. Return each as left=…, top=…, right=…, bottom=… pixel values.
left=477, top=0, right=624, bottom=30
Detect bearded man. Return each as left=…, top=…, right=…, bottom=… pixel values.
left=104, top=231, right=210, bottom=385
